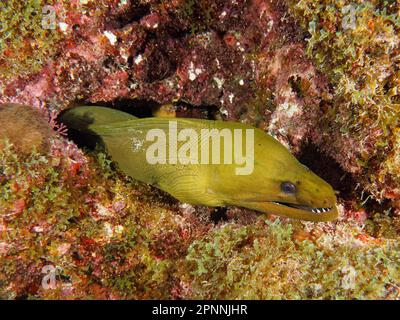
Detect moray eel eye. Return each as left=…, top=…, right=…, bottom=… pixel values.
left=281, top=181, right=296, bottom=195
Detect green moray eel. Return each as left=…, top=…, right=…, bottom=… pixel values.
left=60, top=106, right=338, bottom=222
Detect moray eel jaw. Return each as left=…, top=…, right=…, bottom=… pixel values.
left=243, top=200, right=338, bottom=222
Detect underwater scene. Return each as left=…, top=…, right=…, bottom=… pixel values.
left=0, top=0, right=399, bottom=300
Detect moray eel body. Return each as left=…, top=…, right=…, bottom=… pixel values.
left=60, top=106, right=338, bottom=222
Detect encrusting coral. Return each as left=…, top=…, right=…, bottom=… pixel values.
left=287, top=0, right=400, bottom=202
left=0, top=104, right=56, bottom=156
left=1, top=133, right=400, bottom=299
left=0, top=134, right=205, bottom=299
left=0, top=0, right=61, bottom=79
left=185, top=219, right=400, bottom=299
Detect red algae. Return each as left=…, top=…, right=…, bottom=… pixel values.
left=1, top=0, right=400, bottom=300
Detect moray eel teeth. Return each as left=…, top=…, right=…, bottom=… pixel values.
left=275, top=202, right=332, bottom=214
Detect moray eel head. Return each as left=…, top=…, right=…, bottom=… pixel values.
left=228, top=133, right=339, bottom=222
left=240, top=165, right=338, bottom=222
left=272, top=169, right=338, bottom=222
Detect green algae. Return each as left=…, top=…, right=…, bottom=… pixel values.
left=1, top=137, right=400, bottom=299
left=365, top=211, right=400, bottom=239
left=0, top=138, right=183, bottom=299
left=186, top=220, right=400, bottom=299
left=0, top=0, right=62, bottom=79
left=287, top=0, right=400, bottom=200
left=177, top=0, right=220, bottom=34
left=1, top=103, right=400, bottom=300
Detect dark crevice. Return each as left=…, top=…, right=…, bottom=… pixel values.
left=297, top=143, right=356, bottom=201
left=210, top=207, right=229, bottom=224
left=60, top=99, right=159, bottom=149
left=144, top=48, right=177, bottom=83
left=161, top=27, right=193, bottom=40
left=63, top=127, right=103, bottom=150
left=67, top=99, right=218, bottom=120
left=102, top=55, right=120, bottom=70
left=288, top=75, right=304, bottom=98
left=72, top=99, right=157, bottom=118
left=172, top=102, right=219, bottom=120
left=298, top=144, right=395, bottom=215
left=107, top=99, right=159, bottom=117
left=105, top=3, right=151, bottom=29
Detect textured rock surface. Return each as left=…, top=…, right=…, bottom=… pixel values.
left=1, top=0, right=400, bottom=299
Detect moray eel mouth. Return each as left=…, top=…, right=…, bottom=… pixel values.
left=246, top=201, right=338, bottom=222
left=274, top=202, right=333, bottom=214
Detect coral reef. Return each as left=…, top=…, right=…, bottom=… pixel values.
left=0, top=0, right=400, bottom=299
left=287, top=0, right=400, bottom=202
left=0, top=136, right=207, bottom=299
left=185, top=219, right=400, bottom=299
left=1, top=137, right=399, bottom=299
left=0, top=0, right=61, bottom=79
